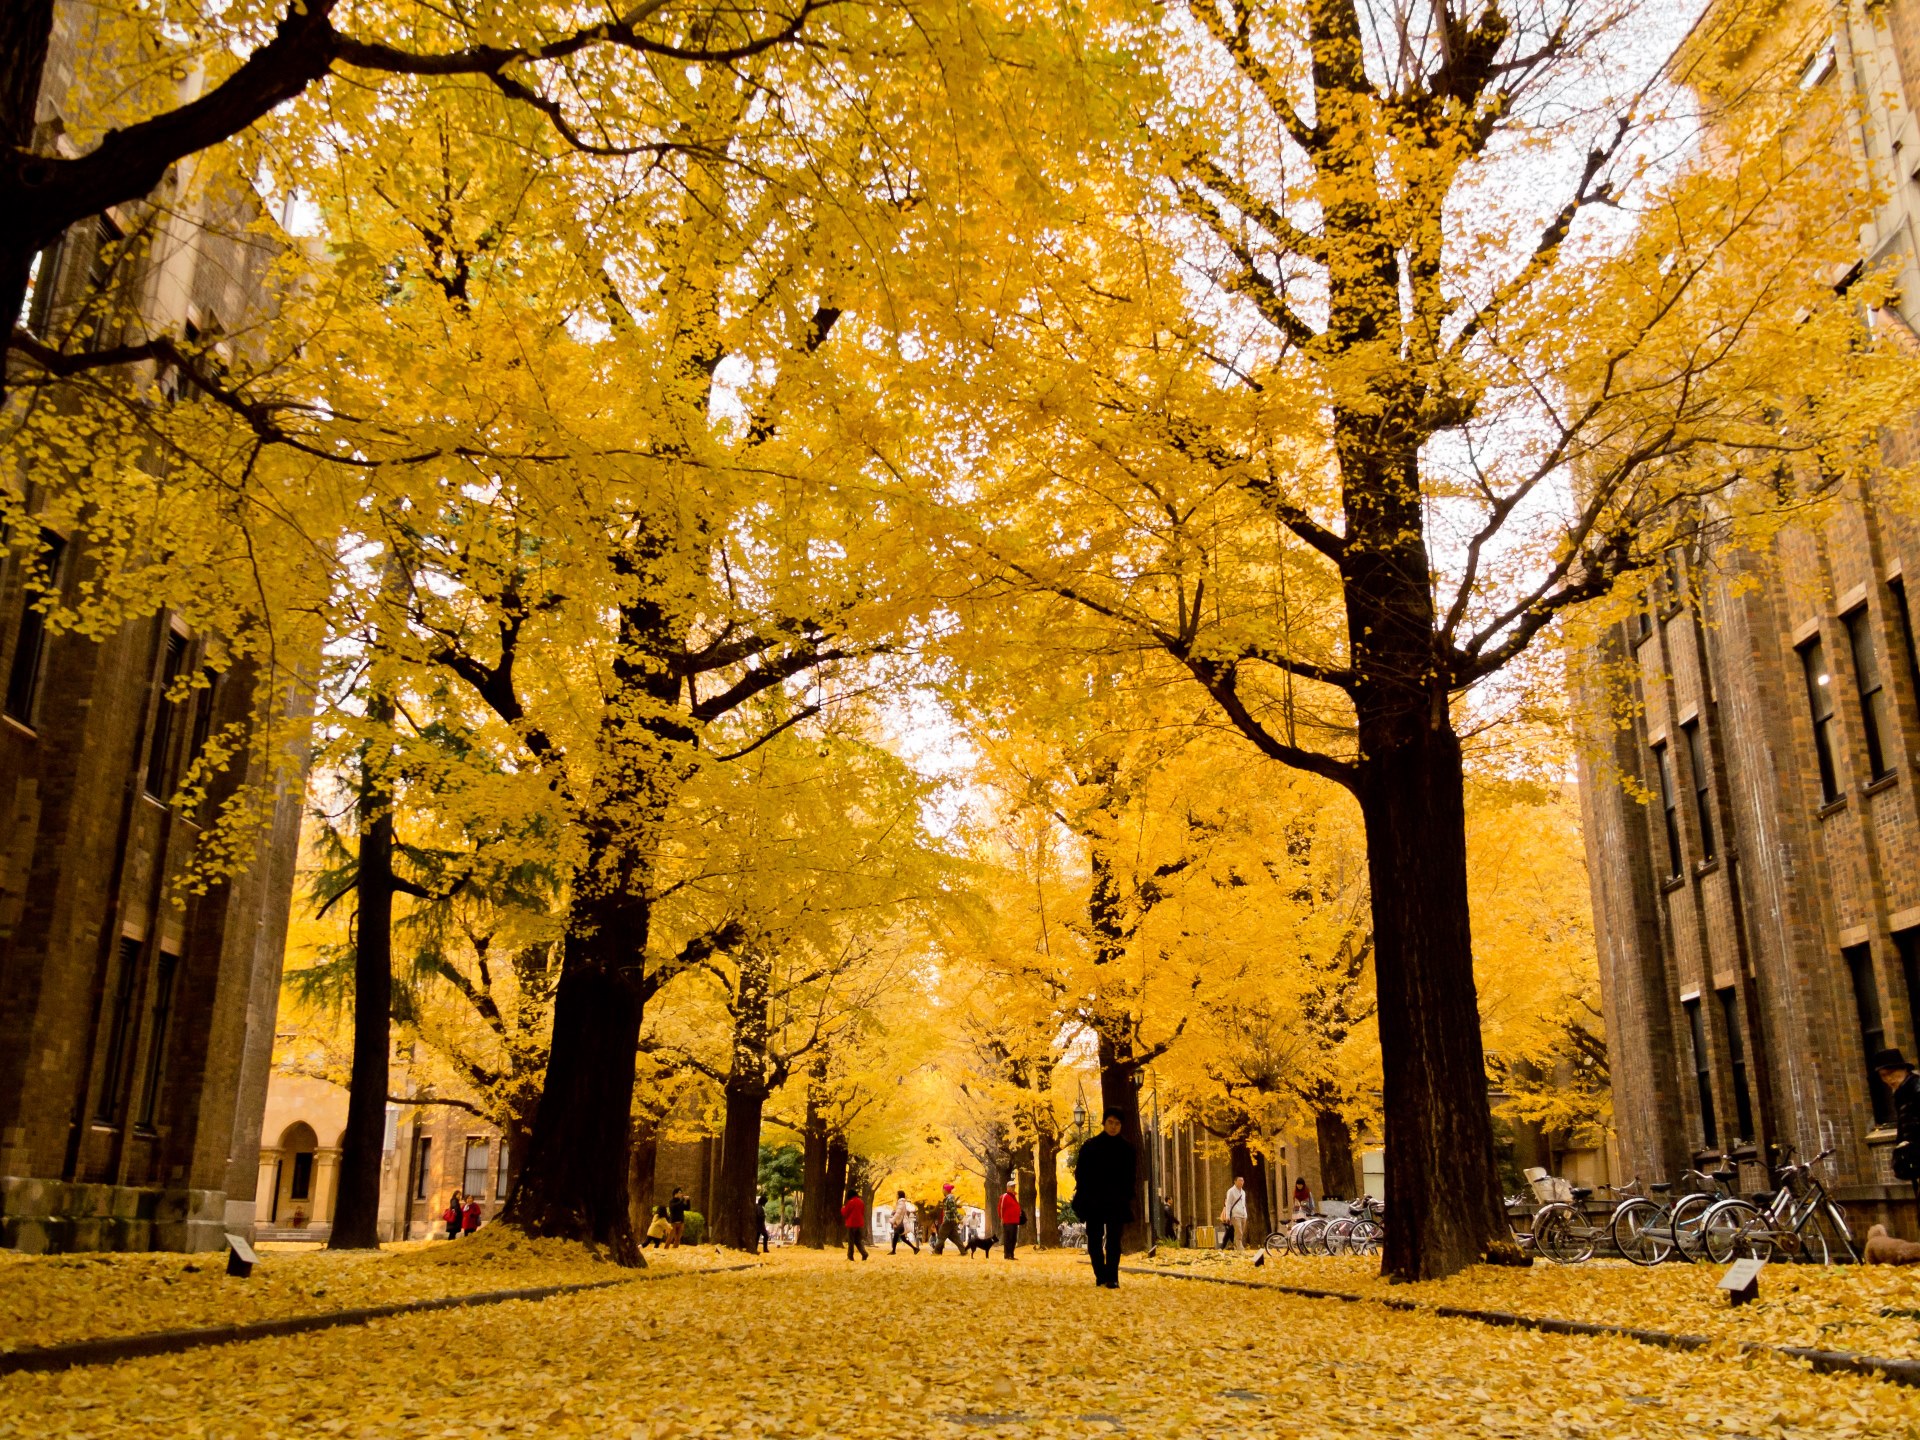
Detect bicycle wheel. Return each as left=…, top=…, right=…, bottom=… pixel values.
left=1264, top=1230, right=1290, bottom=1258
left=1348, top=1220, right=1384, bottom=1256
left=1821, top=1202, right=1861, bottom=1265
left=1611, top=1198, right=1674, bottom=1266
left=1667, top=1192, right=1715, bottom=1262
left=1534, top=1204, right=1595, bottom=1264
left=1700, top=1199, right=1762, bottom=1263
left=1324, top=1219, right=1355, bottom=1255
left=1296, top=1217, right=1330, bottom=1255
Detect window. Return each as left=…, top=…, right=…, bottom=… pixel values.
left=1801, top=636, right=1841, bottom=802
left=289, top=1150, right=314, bottom=1202
left=1846, top=944, right=1892, bottom=1125
left=1684, top=720, right=1716, bottom=862
left=464, top=1138, right=490, bottom=1199
left=1652, top=742, right=1684, bottom=877
left=135, top=951, right=179, bottom=1128
left=1684, top=997, right=1718, bottom=1148
left=1635, top=608, right=1653, bottom=642
left=144, top=630, right=188, bottom=801
left=496, top=1142, right=510, bottom=1199
left=1899, top=929, right=1920, bottom=1066
left=1892, top=577, right=1920, bottom=713
left=414, top=1137, right=433, bottom=1199
left=19, top=237, right=65, bottom=336
left=83, top=216, right=123, bottom=352
left=96, top=935, right=142, bottom=1122
left=4, top=530, right=67, bottom=726
left=1716, top=987, right=1755, bottom=1143
left=1845, top=608, right=1894, bottom=781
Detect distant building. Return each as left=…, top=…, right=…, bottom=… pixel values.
left=1578, top=0, right=1920, bottom=1238
left=0, top=5, right=305, bottom=1252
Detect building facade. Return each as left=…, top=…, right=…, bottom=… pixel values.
left=1580, top=0, right=1920, bottom=1239
left=0, top=5, right=306, bottom=1252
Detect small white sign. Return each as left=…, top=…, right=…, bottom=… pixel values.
left=1718, top=1256, right=1765, bottom=1291
left=226, top=1233, right=258, bottom=1265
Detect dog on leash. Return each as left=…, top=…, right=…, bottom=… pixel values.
left=963, top=1233, right=997, bottom=1257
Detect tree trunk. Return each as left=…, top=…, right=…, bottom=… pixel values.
left=1095, top=1032, right=1148, bottom=1252
left=328, top=691, right=394, bottom=1251
left=711, top=1080, right=768, bottom=1250
left=1351, top=685, right=1511, bottom=1277
left=1229, top=1137, right=1272, bottom=1242
left=824, top=1132, right=848, bottom=1236
left=1314, top=1109, right=1358, bottom=1201
left=1036, top=1126, right=1059, bottom=1246
left=799, top=1071, right=829, bottom=1248
left=499, top=886, right=650, bottom=1263
left=1017, top=1160, right=1037, bottom=1246
left=626, top=1119, right=659, bottom=1236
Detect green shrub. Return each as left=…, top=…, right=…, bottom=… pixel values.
left=681, top=1210, right=706, bottom=1245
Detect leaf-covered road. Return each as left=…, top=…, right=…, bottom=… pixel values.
left=2, top=1250, right=1913, bottom=1437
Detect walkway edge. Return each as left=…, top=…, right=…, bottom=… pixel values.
left=1, top=1263, right=760, bottom=1376
left=1119, top=1265, right=1920, bottom=1389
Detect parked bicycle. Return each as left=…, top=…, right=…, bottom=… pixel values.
left=1699, top=1146, right=1859, bottom=1264
left=1527, top=1180, right=1650, bottom=1264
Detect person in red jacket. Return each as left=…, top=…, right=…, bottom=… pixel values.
left=462, top=1197, right=482, bottom=1236
left=998, top=1180, right=1023, bottom=1259
left=841, top=1189, right=869, bottom=1260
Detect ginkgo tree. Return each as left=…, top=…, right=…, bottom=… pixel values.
left=875, top=0, right=1914, bottom=1277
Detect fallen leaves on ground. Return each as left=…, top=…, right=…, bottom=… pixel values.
left=1143, top=1245, right=1920, bottom=1358
left=0, top=1228, right=746, bottom=1352
left=1, top=1248, right=1916, bottom=1438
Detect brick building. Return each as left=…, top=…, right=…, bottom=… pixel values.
left=0, top=6, right=306, bottom=1252
left=1579, top=0, right=1920, bottom=1238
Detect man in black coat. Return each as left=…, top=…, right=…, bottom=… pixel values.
left=1073, top=1106, right=1136, bottom=1289
left=1873, top=1048, right=1920, bottom=1186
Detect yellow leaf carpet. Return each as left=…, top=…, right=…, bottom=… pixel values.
left=3, top=1247, right=1920, bottom=1437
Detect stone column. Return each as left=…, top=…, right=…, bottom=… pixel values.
left=312, top=1147, right=341, bottom=1229
left=255, top=1150, right=281, bottom=1226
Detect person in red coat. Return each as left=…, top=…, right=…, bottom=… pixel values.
left=998, top=1181, right=1024, bottom=1259
left=841, top=1190, right=869, bottom=1260
left=462, top=1197, right=482, bottom=1236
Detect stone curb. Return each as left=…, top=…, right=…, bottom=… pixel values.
left=0, top=1263, right=761, bottom=1376
left=1119, top=1265, right=1920, bottom=1388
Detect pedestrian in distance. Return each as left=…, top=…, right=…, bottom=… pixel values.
left=642, top=1205, right=671, bottom=1249
left=1220, top=1175, right=1248, bottom=1251
left=463, top=1195, right=482, bottom=1236
left=999, top=1180, right=1025, bottom=1258
left=936, top=1183, right=962, bottom=1255
left=668, top=1188, right=690, bottom=1248
left=1874, top=1049, right=1920, bottom=1191
left=1292, top=1178, right=1314, bottom=1220
left=443, top=1191, right=464, bottom=1241
left=842, top=1189, right=870, bottom=1260
left=755, top=1193, right=772, bottom=1253
left=1073, top=1106, right=1136, bottom=1289
left=890, top=1191, right=920, bottom=1253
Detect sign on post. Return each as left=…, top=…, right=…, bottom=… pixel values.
left=1717, top=1255, right=1764, bottom=1305
left=226, top=1233, right=258, bottom=1279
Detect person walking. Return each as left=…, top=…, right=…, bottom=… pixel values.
left=889, top=1191, right=920, bottom=1254
left=936, top=1183, right=962, bottom=1255
left=642, top=1205, right=672, bottom=1249
left=754, top=1193, right=772, bottom=1253
left=1073, top=1106, right=1136, bottom=1289
left=443, top=1191, right=464, bottom=1241
left=842, top=1189, right=870, bottom=1260
left=668, top=1188, right=690, bottom=1248
left=1874, top=1049, right=1920, bottom=1192
left=1220, top=1176, right=1248, bottom=1251
left=463, top=1195, right=482, bottom=1237
left=999, top=1180, right=1023, bottom=1259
